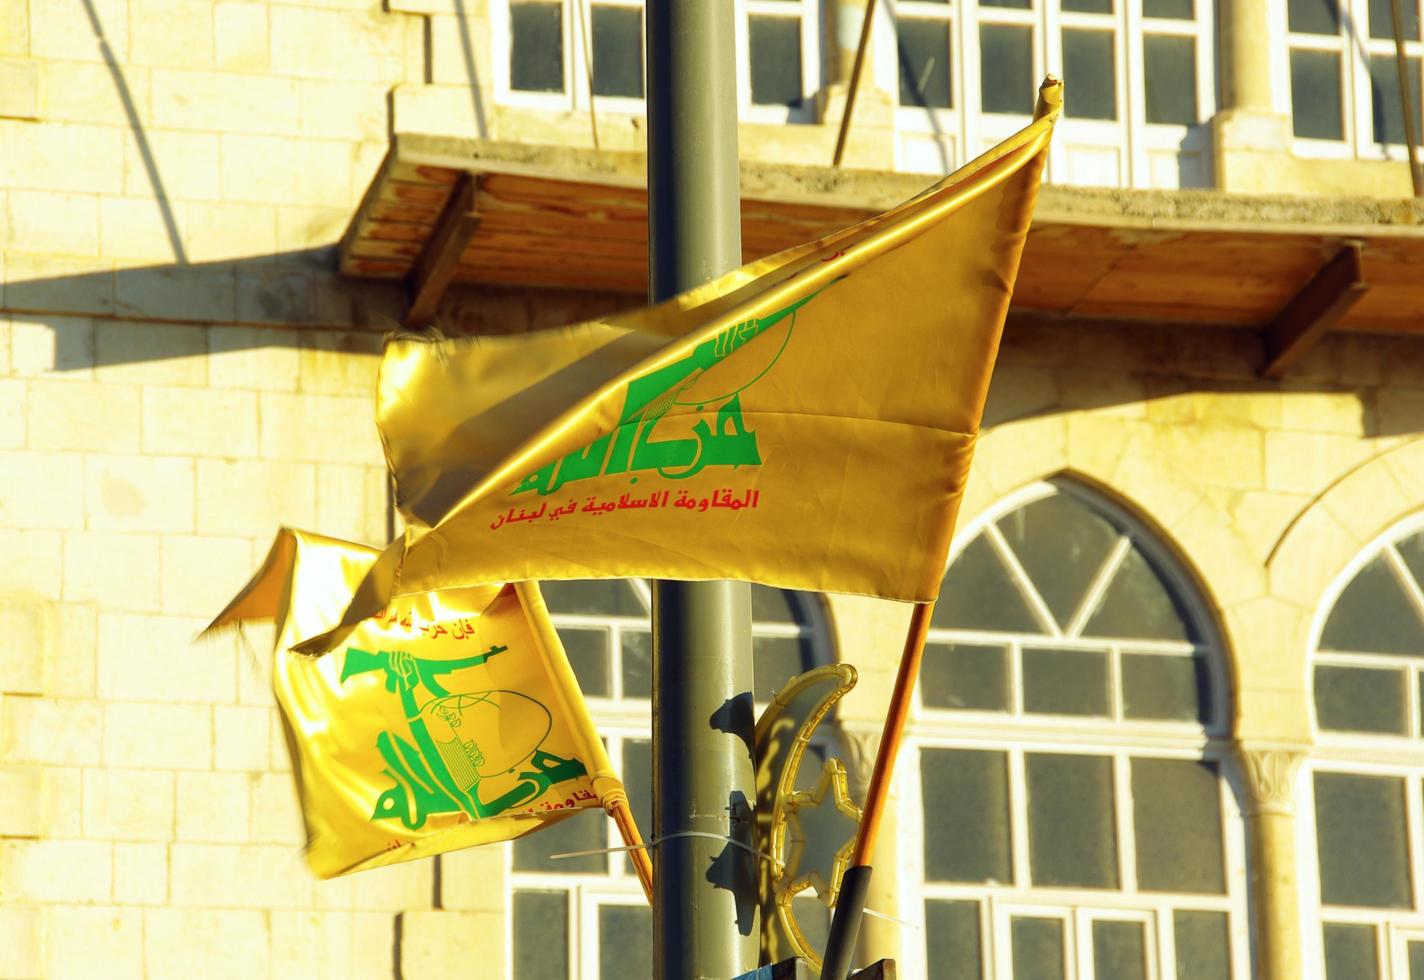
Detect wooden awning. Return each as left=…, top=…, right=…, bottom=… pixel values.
left=340, top=134, right=1424, bottom=374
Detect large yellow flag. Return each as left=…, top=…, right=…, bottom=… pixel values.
left=205, top=529, right=643, bottom=883
left=304, top=85, right=1060, bottom=649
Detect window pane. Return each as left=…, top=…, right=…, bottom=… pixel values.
left=1143, top=0, right=1192, bottom=17
left=1022, top=647, right=1110, bottom=716
left=599, top=905, right=652, bottom=977
left=1320, top=554, right=1424, bottom=654
left=937, top=535, right=1041, bottom=632
left=1174, top=910, right=1231, bottom=980
left=1324, top=922, right=1379, bottom=980
left=543, top=579, right=645, bottom=616
left=753, top=634, right=810, bottom=702
left=1371, top=0, right=1421, bottom=39
left=1012, top=918, right=1066, bottom=980
left=1398, top=532, right=1424, bottom=588
left=513, top=808, right=606, bottom=873
left=922, top=642, right=1009, bottom=711
left=921, top=749, right=1013, bottom=883
left=1314, top=664, right=1409, bottom=734
left=621, top=628, right=651, bottom=697
left=751, top=584, right=802, bottom=623
left=996, top=493, right=1119, bottom=629
left=510, top=2, right=565, bottom=93
left=1289, top=0, right=1341, bottom=34
left=1132, top=758, right=1225, bottom=894
left=1290, top=50, right=1345, bottom=140
left=1369, top=54, right=1423, bottom=145
left=749, top=16, right=803, bottom=107
left=1314, top=772, right=1412, bottom=908
left=981, top=25, right=1035, bottom=114
left=1122, top=653, right=1208, bottom=722
left=1063, top=30, right=1117, bottom=120
left=561, top=626, right=610, bottom=697
left=926, top=900, right=983, bottom=980
left=983, top=0, right=1032, bottom=7
left=1093, top=920, right=1147, bottom=980
left=1063, top=0, right=1112, bottom=11
left=1026, top=753, right=1118, bottom=888
left=622, top=738, right=651, bottom=875
left=1410, top=940, right=1424, bottom=980
left=1144, top=34, right=1198, bottom=125
left=591, top=5, right=643, bottom=98
left=514, top=891, right=569, bottom=977
left=1083, top=546, right=1194, bottom=642
left=898, top=19, right=953, bottom=109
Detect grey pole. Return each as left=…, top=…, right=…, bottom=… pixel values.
left=645, top=0, right=758, bottom=976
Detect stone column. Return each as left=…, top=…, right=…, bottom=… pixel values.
left=1210, top=0, right=1294, bottom=191
left=1235, top=744, right=1309, bottom=980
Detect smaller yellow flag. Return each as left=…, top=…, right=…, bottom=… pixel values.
left=205, top=528, right=624, bottom=880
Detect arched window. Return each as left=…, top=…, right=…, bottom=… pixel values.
left=1308, top=517, right=1424, bottom=980
left=508, top=579, right=832, bottom=978
left=912, top=481, right=1246, bottom=979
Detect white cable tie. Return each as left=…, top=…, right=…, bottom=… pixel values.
left=861, top=906, right=918, bottom=930
left=551, top=830, right=775, bottom=863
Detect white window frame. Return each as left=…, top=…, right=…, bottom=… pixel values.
left=492, top=0, right=822, bottom=122
left=887, top=0, right=1215, bottom=189
left=1275, top=0, right=1424, bottom=162
left=901, top=480, right=1249, bottom=979
left=1304, top=513, right=1424, bottom=980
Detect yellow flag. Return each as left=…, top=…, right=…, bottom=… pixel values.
left=306, top=85, right=1060, bottom=649
left=204, top=528, right=631, bottom=880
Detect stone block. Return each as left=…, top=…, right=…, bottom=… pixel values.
left=142, top=387, right=257, bottom=458
left=4, top=252, right=116, bottom=317
left=0, top=379, right=18, bottom=448
left=46, top=907, right=143, bottom=979
left=40, top=767, right=83, bottom=838
left=399, top=910, right=503, bottom=978
left=62, top=531, right=161, bottom=611
left=0, top=838, right=112, bottom=903
left=236, top=268, right=314, bottom=324
left=0, top=596, right=49, bottom=693
left=1229, top=490, right=1313, bottom=562
left=113, top=841, right=168, bottom=905
left=0, top=530, right=63, bottom=597
left=1162, top=423, right=1264, bottom=492
left=93, top=320, right=207, bottom=387
left=0, top=58, right=38, bottom=119
left=10, top=314, right=94, bottom=379
left=161, top=535, right=256, bottom=618
left=196, top=458, right=316, bottom=536
left=237, top=648, right=275, bottom=707
left=45, top=601, right=98, bottom=698
left=82, top=769, right=174, bottom=842
left=123, top=129, right=221, bottom=201
left=297, top=329, right=381, bottom=395
left=259, top=392, right=380, bottom=464
left=1374, top=386, right=1424, bottom=437
left=170, top=843, right=313, bottom=908
left=365, top=466, right=392, bottom=543
left=0, top=766, right=41, bottom=836
left=314, top=857, right=431, bottom=911
left=129, top=0, right=213, bottom=67
left=1279, top=387, right=1366, bottom=436
left=215, top=3, right=268, bottom=71
left=214, top=704, right=270, bottom=771
left=1268, top=505, right=1360, bottom=609
left=29, top=0, right=126, bottom=61
left=0, top=1, right=28, bottom=57
left=1264, top=431, right=1376, bottom=497
left=0, top=120, right=126, bottom=193
left=97, top=196, right=185, bottom=263
left=392, top=82, right=488, bottom=141
left=269, top=911, right=396, bottom=980
left=151, top=69, right=299, bottom=135
left=144, top=909, right=269, bottom=980
left=220, top=134, right=354, bottom=206
left=0, top=452, right=83, bottom=529
left=176, top=771, right=249, bottom=842
left=275, top=205, right=348, bottom=252
left=207, top=325, right=300, bottom=390
left=438, top=848, right=507, bottom=911
left=6, top=189, right=99, bottom=255
left=113, top=264, right=238, bottom=322
left=1322, top=461, right=1414, bottom=544
left=269, top=6, right=405, bottom=82
left=180, top=200, right=279, bottom=263
left=39, top=60, right=148, bottom=125
left=84, top=454, right=194, bottom=533
left=299, top=79, right=389, bottom=140
left=2, top=696, right=103, bottom=765
left=98, top=611, right=235, bottom=704
left=103, top=701, right=212, bottom=770
left=0, top=907, right=41, bottom=978
left=248, top=771, right=304, bottom=845
left=427, top=14, right=494, bottom=87
left=26, top=379, right=140, bottom=452
left=315, top=463, right=371, bottom=541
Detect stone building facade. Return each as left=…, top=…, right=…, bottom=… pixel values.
left=2, top=0, right=1424, bottom=978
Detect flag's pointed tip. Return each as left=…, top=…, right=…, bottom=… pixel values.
left=1036, top=75, right=1064, bottom=120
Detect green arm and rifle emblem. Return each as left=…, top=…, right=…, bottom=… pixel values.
left=342, top=646, right=588, bottom=830
left=514, top=291, right=817, bottom=497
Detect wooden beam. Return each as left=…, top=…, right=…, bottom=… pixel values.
left=1260, top=243, right=1368, bottom=379
left=403, top=173, right=480, bottom=327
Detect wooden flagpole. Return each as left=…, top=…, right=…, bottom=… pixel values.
left=608, top=794, right=655, bottom=903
